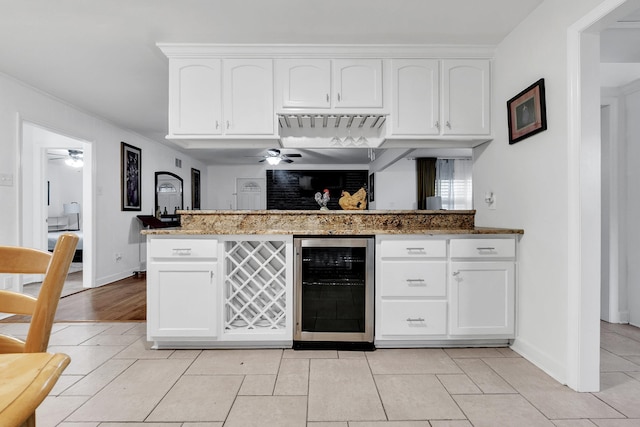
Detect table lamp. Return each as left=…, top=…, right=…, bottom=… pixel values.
left=63, top=202, right=81, bottom=231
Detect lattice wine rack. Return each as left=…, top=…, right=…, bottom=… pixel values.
left=224, top=240, right=287, bottom=331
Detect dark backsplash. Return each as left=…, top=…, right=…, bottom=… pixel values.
left=266, top=170, right=368, bottom=210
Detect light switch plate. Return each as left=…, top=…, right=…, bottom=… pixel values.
left=0, top=173, right=13, bottom=187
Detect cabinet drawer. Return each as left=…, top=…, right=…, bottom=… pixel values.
left=380, top=300, right=447, bottom=336
left=380, top=261, right=446, bottom=297
left=149, top=238, right=217, bottom=259
left=380, top=239, right=446, bottom=258
left=450, top=238, right=515, bottom=259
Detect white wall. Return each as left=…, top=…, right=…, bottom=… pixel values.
left=624, top=80, right=640, bottom=326
left=373, top=158, right=417, bottom=210
left=601, top=88, right=628, bottom=324
left=47, top=159, right=83, bottom=227
left=473, top=0, right=608, bottom=386
left=0, top=72, right=206, bottom=287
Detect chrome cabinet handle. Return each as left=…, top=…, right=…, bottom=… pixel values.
left=337, top=93, right=341, bottom=102
left=226, top=120, right=230, bottom=129
left=215, top=120, right=219, bottom=129
left=407, top=317, right=425, bottom=322
left=435, top=121, right=440, bottom=129
left=172, top=248, right=192, bottom=256
left=406, top=247, right=426, bottom=253
left=326, top=93, right=329, bottom=102
left=477, top=247, right=496, bottom=251
left=446, top=121, right=451, bottom=129
left=406, top=279, right=426, bottom=285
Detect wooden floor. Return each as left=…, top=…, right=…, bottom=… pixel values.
left=3, top=274, right=146, bottom=322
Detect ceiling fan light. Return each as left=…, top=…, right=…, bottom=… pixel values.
left=65, top=157, right=83, bottom=167
left=266, top=156, right=281, bottom=165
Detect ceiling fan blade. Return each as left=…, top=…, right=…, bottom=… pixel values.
left=283, top=153, right=302, bottom=158
left=282, top=158, right=294, bottom=163
left=259, top=158, right=266, bottom=162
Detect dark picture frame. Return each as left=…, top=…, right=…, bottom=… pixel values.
left=368, top=173, right=375, bottom=202
left=191, top=167, right=201, bottom=209
left=121, top=142, right=142, bottom=211
left=507, top=78, right=547, bottom=144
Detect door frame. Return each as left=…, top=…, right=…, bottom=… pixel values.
left=18, top=118, right=94, bottom=291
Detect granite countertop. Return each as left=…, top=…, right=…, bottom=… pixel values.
left=141, top=210, right=523, bottom=236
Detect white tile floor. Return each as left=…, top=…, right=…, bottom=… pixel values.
left=1, top=321, right=639, bottom=426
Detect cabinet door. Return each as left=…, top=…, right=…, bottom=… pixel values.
left=441, top=59, right=490, bottom=135
left=168, top=59, right=222, bottom=135
left=391, top=59, right=440, bottom=135
left=333, top=59, right=383, bottom=108
left=449, top=262, right=514, bottom=336
left=147, top=262, right=217, bottom=338
left=278, top=59, right=331, bottom=109
left=223, top=59, right=274, bottom=135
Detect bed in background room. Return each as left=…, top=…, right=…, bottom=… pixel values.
left=48, top=216, right=83, bottom=262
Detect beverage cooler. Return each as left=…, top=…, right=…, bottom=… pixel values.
left=293, top=237, right=374, bottom=349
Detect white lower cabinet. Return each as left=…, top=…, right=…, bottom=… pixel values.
left=449, top=262, right=515, bottom=336
left=147, top=262, right=217, bottom=338
left=147, top=237, right=218, bottom=344
left=146, top=235, right=293, bottom=348
left=376, top=235, right=517, bottom=346
left=380, top=301, right=447, bottom=336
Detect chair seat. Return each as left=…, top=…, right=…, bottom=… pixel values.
left=0, top=352, right=70, bottom=426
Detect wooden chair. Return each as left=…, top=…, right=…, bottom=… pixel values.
left=0, top=352, right=71, bottom=427
left=0, top=233, right=79, bottom=353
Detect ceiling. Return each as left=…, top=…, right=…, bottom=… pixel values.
left=4, top=0, right=636, bottom=165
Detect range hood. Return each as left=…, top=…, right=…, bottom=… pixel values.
left=277, top=114, right=387, bottom=148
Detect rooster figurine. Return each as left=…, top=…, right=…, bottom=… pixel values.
left=338, top=187, right=367, bottom=210
left=314, top=188, right=330, bottom=210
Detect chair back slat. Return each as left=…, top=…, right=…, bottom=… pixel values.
left=0, top=233, right=79, bottom=353
left=0, top=247, right=51, bottom=274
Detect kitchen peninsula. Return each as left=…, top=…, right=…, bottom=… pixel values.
left=143, top=210, right=523, bottom=349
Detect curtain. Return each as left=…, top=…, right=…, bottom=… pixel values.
left=416, top=158, right=437, bottom=210
left=435, top=158, right=473, bottom=210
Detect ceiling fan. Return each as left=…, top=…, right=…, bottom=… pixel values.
left=47, top=149, right=84, bottom=167
left=259, top=148, right=302, bottom=165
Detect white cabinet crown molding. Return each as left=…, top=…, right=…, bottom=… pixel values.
left=157, top=43, right=495, bottom=59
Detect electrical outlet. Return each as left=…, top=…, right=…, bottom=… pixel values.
left=114, top=253, right=122, bottom=262
left=0, top=173, right=13, bottom=187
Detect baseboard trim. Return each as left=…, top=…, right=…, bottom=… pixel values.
left=510, top=336, right=566, bottom=386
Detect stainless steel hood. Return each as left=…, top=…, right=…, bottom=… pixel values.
left=277, top=114, right=387, bottom=148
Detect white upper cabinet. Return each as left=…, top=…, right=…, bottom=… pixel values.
left=441, top=59, right=491, bottom=135
left=168, top=58, right=274, bottom=137
left=223, top=59, right=274, bottom=135
left=391, top=59, right=440, bottom=135
left=389, top=58, right=491, bottom=138
left=276, top=59, right=383, bottom=111
left=332, top=59, right=383, bottom=108
left=169, top=59, right=222, bottom=135
left=279, top=59, right=331, bottom=109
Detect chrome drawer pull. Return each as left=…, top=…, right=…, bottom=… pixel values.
left=477, top=247, right=496, bottom=251
left=406, top=317, right=425, bottom=322
left=406, top=247, right=426, bottom=252
left=172, top=248, right=192, bottom=256
left=406, top=279, right=426, bottom=285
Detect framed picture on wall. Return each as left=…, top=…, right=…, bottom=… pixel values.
left=121, top=142, right=142, bottom=211
left=191, top=168, right=201, bottom=209
left=507, top=78, right=547, bottom=144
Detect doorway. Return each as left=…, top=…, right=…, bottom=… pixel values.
left=20, top=121, right=94, bottom=293
left=569, top=0, right=640, bottom=391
